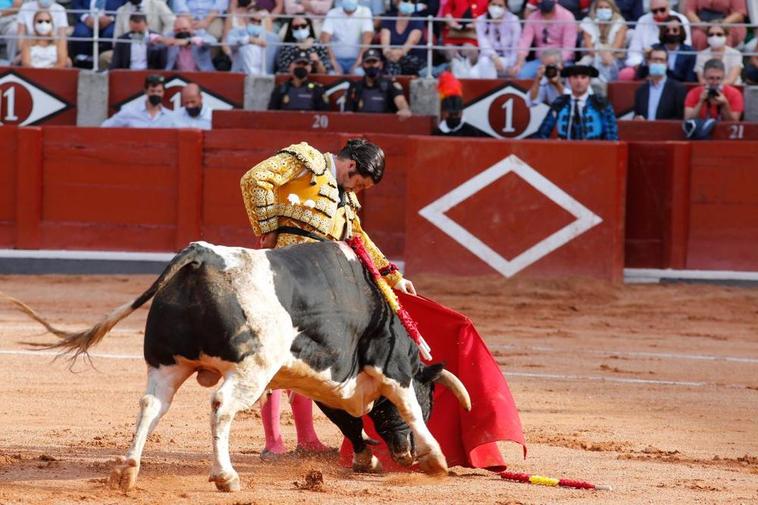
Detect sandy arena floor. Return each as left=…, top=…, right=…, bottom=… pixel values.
left=0, top=274, right=756, bottom=505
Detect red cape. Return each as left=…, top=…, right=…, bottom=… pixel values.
left=339, top=292, right=526, bottom=471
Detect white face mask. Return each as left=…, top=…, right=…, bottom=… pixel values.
left=293, top=27, right=310, bottom=41
left=596, top=7, right=612, bottom=21
left=707, top=35, right=726, bottom=49
left=488, top=5, right=505, bottom=18
left=35, top=20, right=52, bottom=35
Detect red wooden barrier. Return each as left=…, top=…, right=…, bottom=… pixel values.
left=15, top=127, right=43, bottom=248
left=404, top=138, right=628, bottom=281
left=618, top=120, right=758, bottom=141
left=0, top=126, right=17, bottom=246
left=607, top=81, right=742, bottom=118
left=212, top=110, right=435, bottom=135
left=274, top=74, right=412, bottom=111
left=0, top=67, right=78, bottom=125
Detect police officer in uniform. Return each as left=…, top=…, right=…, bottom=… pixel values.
left=268, top=50, right=329, bottom=111
left=344, top=48, right=412, bottom=118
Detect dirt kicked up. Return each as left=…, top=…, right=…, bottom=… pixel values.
left=0, top=274, right=756, bottom=505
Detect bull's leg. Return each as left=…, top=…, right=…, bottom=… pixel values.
left=381, top=382, right=448, bottom=476
left=315, top=402, right=382, bottom=473
left=209, top=362, right=273, bottom=492
left=110, top=364, right=193, bottom=491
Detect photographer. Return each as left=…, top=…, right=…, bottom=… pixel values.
left=684, top=58, right=742, bottom=121
left=526, top=49, right=564, bottom=107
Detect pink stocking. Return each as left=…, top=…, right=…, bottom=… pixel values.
left=290, top=393, right=330, bottom=452
left=261, top=389, right=285, bottom=455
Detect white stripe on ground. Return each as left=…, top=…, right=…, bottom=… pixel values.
left=489, top=343, right=758, bottom=364
left=0, top=249, right=175, bottom=262
left=0, top=349, right=141, bottom=360
left=624, top=267, right=758, bottom=282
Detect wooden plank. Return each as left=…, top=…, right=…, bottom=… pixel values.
left=0, top=127, right=17, bottom=222
left=16, top=127, right=43, bottom=248
left=43, top=161, right=177, bottom=187
left=175, top=130, right=204, bottom=248
left=39, top=222, right=176, bottom=251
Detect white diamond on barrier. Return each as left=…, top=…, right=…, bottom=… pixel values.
left=0, top=73, right=67, bottom=126
left=418, top=155, right=603, bottom=278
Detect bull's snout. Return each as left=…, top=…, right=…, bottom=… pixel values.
left=387, top=433, right=415, bottom=467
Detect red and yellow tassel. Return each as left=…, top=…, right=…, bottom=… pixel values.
left=500, top=471, right=611, bottom=491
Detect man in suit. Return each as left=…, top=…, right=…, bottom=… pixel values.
left=69, top=0, right=127, bottom=67
left=164, top=13, right=215, bottom=72
left=633, top=48, right=687, bottom=120
left=110, top=13, right=167, bottom=69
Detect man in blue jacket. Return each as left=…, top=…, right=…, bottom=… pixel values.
left=535, top=65, right=618, bottom=140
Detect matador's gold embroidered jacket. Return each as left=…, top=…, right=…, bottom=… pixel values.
left=240, top=142, right=403, bottom=286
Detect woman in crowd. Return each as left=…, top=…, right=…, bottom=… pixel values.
left=275, top=16, right=331, bottom=74
left=694, top=21, right=742, bottom=84
left=283, top=0, right=333, bottom=34
left=650, top=15, right=696, bottom=81
left=578, top=0, right=627, bottom=82
left=20, top=9, right=68, bottom=68
left=685, top=0, right=747, bottom=50
left=471, top=0, right=521, bottom=78
left=380, top=0, right=424, bottom=76
left=227, top=7, right=269, bottom=75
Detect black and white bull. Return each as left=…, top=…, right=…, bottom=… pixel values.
left=13, top=241, right=471, bottom=492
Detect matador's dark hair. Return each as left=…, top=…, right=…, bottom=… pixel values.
left=338, top=138, right=385, bottom=184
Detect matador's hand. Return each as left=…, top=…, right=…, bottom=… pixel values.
left=394, top=278, right=417, bottom=296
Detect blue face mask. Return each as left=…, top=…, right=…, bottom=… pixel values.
left=247, top=24, right=263, bottom=37
left=649, top=62, right=667, bottom=77
left=342, top=0, right=358, bottom=12
left=398, top=1, right=415, bottom=15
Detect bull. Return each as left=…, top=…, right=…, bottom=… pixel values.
left=8, top=241, right=470, bottom=492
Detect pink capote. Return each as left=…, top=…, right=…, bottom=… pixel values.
left=339, top=292, right=526, bottom=471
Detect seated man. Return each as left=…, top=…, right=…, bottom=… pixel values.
left=534, top=65, right=619, bottom=140
left=633, top=47, right=686, bottom=120
left=684, top=58, right=743, bottom=121
left=525, top=48, right=565, bottom=108
left=102, top=74, right=174, bottom=128
left=69, top=0, right=127, bottom=68
left=268, top=50, right=329, bottom=111
left=172, top=0, right=226, bottom=41
left=164, top=14, right=216, bottom=71
left=433, top=71, right=486, bottom=137
left=170, top=82, right=212, bottom=129
left=344, top=48, right=412, bottom=118
left=320, top=0, right=374, bottom=75
left=110, top=12, right=167, bottom=70
left=114, top=0, right=175, bottom=38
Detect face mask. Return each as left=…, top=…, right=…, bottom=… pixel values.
left=129, top=0, right=141, bottom=5
left=649, top=62, right=667, bottom=77
left=342, top=0, right=358, bottom=12
left=707, top=35, right=726, bottom=49
left=35, top=20, right=52, bottom=35
left=147, top=94, right=162, bottom=106
left=446, top=116, right=462, bottom=128
left=364, top=66, right=380, bottom=78
left=595, top=8, right=612, bottom=21
left=662, top=33, right=680, bottom=44
left=186, top=106, right=202, bottom=118
left=745, top=65, right=758, bottom=84
left=175, top=30, right=192, bottom=39
left=37, top=0, right=53, bottom=7
left=488, top=5, right=505, bottom=18
left=247, top=24, right=263, bottom=37
left=398, top=1, right=415, bottom=15
left=237, top=0, right=252, bottom=6
left=293, top=27, right=310, bottom=41
left=293, top=66, right=309, bottom=79
left=537, top=0, right=555, bottom=13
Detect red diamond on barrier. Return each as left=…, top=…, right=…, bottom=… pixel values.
left=419, top=155, right=603, bottom=277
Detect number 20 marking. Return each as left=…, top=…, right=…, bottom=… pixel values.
left=312, top=114, right=329, bottom=129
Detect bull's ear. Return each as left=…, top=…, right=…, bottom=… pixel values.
left=417, top=363, right=444, bottom=383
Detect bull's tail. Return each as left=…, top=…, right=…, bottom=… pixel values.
left=0, top=243, right=207, bottom=365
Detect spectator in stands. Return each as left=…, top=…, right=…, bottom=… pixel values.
left=744, top=54, right=758, bottom=85
left=649, top=15, right=696, bottom=81
left=276, top=16, right=331, bottom=74
left=380, top=0, right=424, bottom=76
left=172, top=0, right=227, bottom=41
left=535, top=65, right=619, bottom=139
left=283, top=0, right=333, bottom=25
left=110, top=13, right=167, bottom=69
left=335, top=0, right=386, bottom=32
left=164, top=14, right=216, bottom=71
left=469, top=0, right=521, bottom=78
left=442, top=0, right=486, bottom=67
left=0, top=0, right=22, bottom=64
left=269, top=49, right=329, bottom=110
left=685, top=0, right=746, bottom=50
left=632, top=47, right=686, bottom=119
left=344, top=48, right=412, bottom=116
left=17, top=0, right=68, bottom=40
left=226, top=8, right=268, bottom=75
left=526, top=48, right=565, bottom=106
left=433, top=71, right=486, bottom=136
left=614, top=0, right=642, bottom=21
left=114, top=0, right=176, bottom=38
left=524, top=0, right=589, bottom=19
left=320, top=0, right=374, bottom=74
left=684, top=58, right=742, bottom=120
left=171, top=83, right=212, bottom=129
left=69, top=0, right=126, bottom=68
left=20, top=9, right=68, bottom=67
left=102, top=74, right=174, bottom=127
left=578, top=0, right=627, bottom=82
left=514, top=0, right=577, bottom=79
left=221, top=1, right=278, bottom=74
left=622, top=0, right=690, bottom=79
left=251, top=0, right=283, bottom=17
left=695, top=21, right=742, bottom=85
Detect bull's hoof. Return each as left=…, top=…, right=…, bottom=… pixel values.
left=390, top=450, right=414, bottom=467
left=209, top=470, right=241, bottom=492
left=352, top=450, right=383, bottom=474
left=109, top=456, right=140, bottom=492
left=418, top=450, right=448, bottom=476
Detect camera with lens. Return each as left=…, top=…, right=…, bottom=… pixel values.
left=544, top=64, right=558, bottom=79
left=707, top=87, right=720, bottom=99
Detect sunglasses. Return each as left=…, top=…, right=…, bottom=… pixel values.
left=651, top=7, right=667, bottom=13
left=665, top=29, right=680, bottom=34
left=708, top=32, right=725, bottom=37
left=292, top=23, right=308, bottom=29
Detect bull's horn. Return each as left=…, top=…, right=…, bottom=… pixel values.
left=434, top=370, right=472, bottom=411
